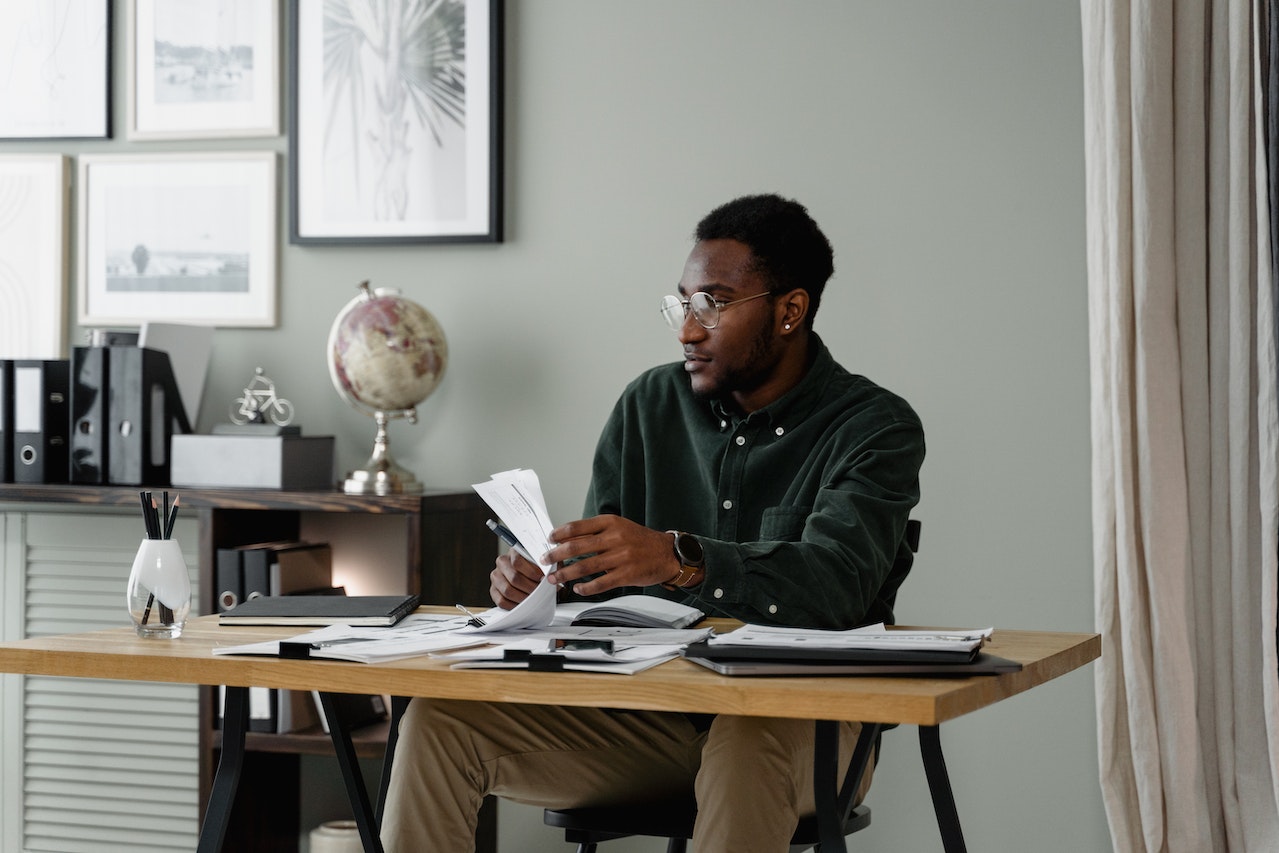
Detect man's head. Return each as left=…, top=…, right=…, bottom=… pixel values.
left=671, top=194, right=833, bottom=413
left=694, top=194, right=834, bottom=327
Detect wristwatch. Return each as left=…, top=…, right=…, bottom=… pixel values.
left=662, top=530, right=705, bottom=590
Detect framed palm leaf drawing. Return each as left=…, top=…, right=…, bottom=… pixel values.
left=289, top=0, right=503, bottom=244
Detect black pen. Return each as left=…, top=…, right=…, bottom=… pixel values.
left=486, top=519, right=536, bottom=563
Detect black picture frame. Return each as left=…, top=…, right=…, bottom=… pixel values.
left=0, top=1, right=113, bottom=140
left=288, top=0, right=504, bottom=245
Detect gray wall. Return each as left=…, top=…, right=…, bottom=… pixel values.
left=21, top=1, right=1105, bottom=850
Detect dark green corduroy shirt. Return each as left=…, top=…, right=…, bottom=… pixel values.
left=582, top=335, right=925, bottom=630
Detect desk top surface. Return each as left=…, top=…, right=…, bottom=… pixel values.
left=0, top=611, right=1099, bottom=726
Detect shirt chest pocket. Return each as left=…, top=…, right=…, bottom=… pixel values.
left=758, top=506, right=811, bottom=541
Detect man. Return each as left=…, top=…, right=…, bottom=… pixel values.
left=381, top=193, right=925, bottom=852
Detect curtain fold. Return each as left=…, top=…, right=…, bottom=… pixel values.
left=1082, top=0, right=1279, bottom=850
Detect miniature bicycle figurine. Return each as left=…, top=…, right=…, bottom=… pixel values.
left=229, top=367, right=295, bottom=426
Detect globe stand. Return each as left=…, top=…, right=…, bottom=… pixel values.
left=343, top=411, right=424, bottom=495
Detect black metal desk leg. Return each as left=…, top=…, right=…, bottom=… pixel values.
left=918, top=725, right=968, bottom=853
left=813, top=720, right=846, bottom=853
left=376, top=696, right=411, bottom=825
left=320, top=692, right=386, bottom=853
left=197, top=686, right=248, bottom=853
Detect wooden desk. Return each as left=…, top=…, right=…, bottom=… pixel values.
left=0, top=614, right=1099, bottom=852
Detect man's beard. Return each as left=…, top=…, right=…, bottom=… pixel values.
left=690, top=320, right=780, bottom=404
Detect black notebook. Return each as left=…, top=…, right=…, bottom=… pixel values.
left=218, top=594, right=420, bottom=627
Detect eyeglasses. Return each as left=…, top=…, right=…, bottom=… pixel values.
left=659, top=290, right=772, bottom=331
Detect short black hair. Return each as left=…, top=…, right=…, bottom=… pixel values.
left=694, top=194, right=834, bottom=327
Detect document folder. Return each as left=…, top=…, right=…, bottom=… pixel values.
left=0, top=361, right=12, bottom=482
left=69, top=346, right=108, bottom=483
left=682, top=648, right=1023, bottom=677
left=218, top=594, right=420, bottom=627
left=108, top=347, right=192, bottom=486
left=12, top=359, right=70, bottom=484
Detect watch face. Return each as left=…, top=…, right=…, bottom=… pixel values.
left=675, top=532, right=704, bottom=565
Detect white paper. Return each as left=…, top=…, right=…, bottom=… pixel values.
left=706, top=623, right=994, bottom=653
left=440, top=638, right=684, bottom=675
left=462, top=578, right=559, bottom=633
left=472, top=469, right=557, bottom=571
left=212, top=615, right=486, bottom=663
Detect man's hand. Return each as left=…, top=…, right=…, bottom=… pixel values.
left=544, top=515, right=682, bottom=596
left=489, top=548, right=544, bottom=610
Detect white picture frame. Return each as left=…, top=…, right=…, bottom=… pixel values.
left=0, top=155, right=71, bottom=359
left=0, top=1, right=111, bottom=139
left=289, top=0, right=503, bottom=244
left=77, top=152, right=278, bottom=328
left=127, top=0, right=280, bottom=140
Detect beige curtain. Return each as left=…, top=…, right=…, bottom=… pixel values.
left=1082, top=0, right=1279, bottom=851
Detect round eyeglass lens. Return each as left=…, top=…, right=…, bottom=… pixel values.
left=660, top=295, right=687, bottom=330
left=689, top=292, right=721, bottom=328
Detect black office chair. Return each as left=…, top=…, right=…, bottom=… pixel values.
left=543, top=520, right=922, bottom=853
left=544, top=720, right=880, bottom=853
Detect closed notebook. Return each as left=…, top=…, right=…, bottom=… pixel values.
left=218, top=594, right=420, bottom=627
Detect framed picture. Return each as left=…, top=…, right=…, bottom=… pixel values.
left=78, top=152, right=278, bottom=328
left=127, top=0, right=280, bottom=140
left=289, top=0, right=503, bottom=245
left=0, top=1, right=111, bottom=139
left=0, top=155, right=71, bottom=359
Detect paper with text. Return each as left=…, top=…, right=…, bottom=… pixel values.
left=470, top=468, right=561, bottom=632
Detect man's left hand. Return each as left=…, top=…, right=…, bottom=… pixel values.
left=544, top=515, right=682, bottom=595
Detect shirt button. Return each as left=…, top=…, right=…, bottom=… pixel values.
left=713, top=588, right=724, bottom=599
left=735, top=436, right=746, bottom=446
left=768, top=604, right=778, bottom=614
left=722, top=499, right=733, bottom=510
left=775, top=427, right=785, bottom=437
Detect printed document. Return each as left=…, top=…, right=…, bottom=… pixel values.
left=468, top=468, right=561, bottom=632
left=705, top=623, right=994, bottom=653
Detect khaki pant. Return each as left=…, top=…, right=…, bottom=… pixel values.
left=380, top=699, right=872, bottom=852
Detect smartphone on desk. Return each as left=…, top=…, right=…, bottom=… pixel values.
left=549, top=638, right=615, bottom=653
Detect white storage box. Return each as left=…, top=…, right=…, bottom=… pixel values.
left=170, top=434, right=335, bottom=489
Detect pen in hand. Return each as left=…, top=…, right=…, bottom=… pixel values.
left=486, top=519, right=537, bottom=564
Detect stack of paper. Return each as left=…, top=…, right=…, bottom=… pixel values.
left=212, top=613, right=487, bottom=663
left=705, top=624, right=993, bottom=654
left=440, top=637, right=686, bottom=675
left=468, top=469, right=562, bottom=631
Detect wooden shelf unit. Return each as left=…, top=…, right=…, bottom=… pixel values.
left=0, top=483, right=497, bottom=853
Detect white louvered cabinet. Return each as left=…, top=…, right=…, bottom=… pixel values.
left=0, top=484, right=496, bottom=853
left=0, top=509, right=200, bottom=853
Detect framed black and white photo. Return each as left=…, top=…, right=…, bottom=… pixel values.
left=289, top=0, right=503, bottom=245
left=0, top=1, right=111, bottom=139
left=78, top=153, right=277, bottom=328
left=0, top=155, right=71, bottom=359
left=128, top=0, right=280, bottom=140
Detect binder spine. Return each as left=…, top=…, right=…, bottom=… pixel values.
left=108, top=347, right=187, bottom=486
left=12, top=360, right=70, bottom=484
left=215, top=548, right=244, bottom=613
left=0, top=361, right=12, bottom=483
left=69, top=346, right=109, bottom=484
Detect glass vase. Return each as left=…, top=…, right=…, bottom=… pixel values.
left=126, top=538, right=191, bottom=639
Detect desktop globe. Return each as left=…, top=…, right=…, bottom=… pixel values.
left=327, top=280, right=448, bottom=494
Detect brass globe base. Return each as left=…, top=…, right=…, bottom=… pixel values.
left=343, top=412, right=424, bottom=495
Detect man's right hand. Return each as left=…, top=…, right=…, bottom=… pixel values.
left=490, top=548, right=545, bottom=609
